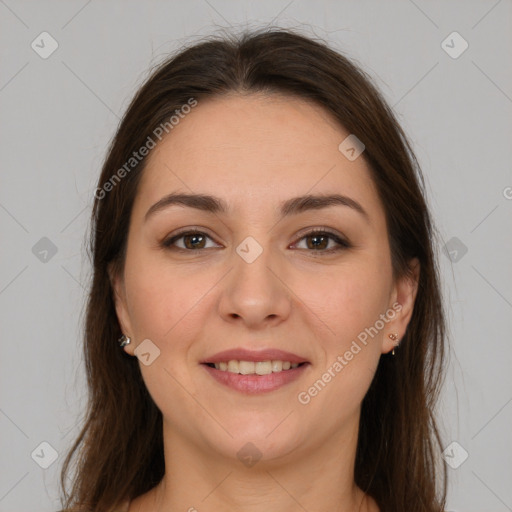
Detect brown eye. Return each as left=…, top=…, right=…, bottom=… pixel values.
left=163, top=230, right=218, bottom=250
left=293, top=230, right=350, bottom=253
left=306, top=233, right=329, bottom=250
left=182, top=233, right=207, bottom=249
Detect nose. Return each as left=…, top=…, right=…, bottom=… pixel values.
left=217, top=242, right=292, bottom=330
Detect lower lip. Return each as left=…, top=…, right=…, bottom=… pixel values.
left=201, top=363, right=309, bottom=394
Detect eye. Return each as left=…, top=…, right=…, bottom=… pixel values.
left=162, top=227, right=351, bottom=253
left=292, top=229, right=351, bottom=253
left=162, top=229, right=219, bottom=251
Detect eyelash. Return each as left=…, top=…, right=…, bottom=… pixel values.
left=161, top=227, right=351, bottom=254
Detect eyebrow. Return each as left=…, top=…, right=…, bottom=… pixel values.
left=144, top=192, right=370, bottom=223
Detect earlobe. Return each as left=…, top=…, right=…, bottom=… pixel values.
left=383, top=258, right=420, bottom=354
left=388, top=332, right=400, bottom=355
left=108, top=263, right=135, bottom=355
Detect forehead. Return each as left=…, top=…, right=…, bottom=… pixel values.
left=136, top=93, right=383, bottom=221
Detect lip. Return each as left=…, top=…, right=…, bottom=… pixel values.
left=201, top=362, right=310, bottom=394
left=200, top=347, right=309, bottom=365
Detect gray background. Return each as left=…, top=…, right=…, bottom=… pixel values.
left=1, top=1, right=511, bottom=511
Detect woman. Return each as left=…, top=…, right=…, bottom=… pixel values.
left=60, top=28, right=448, bottom=512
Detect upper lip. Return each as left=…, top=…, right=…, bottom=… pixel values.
left=201, top=348, right=309, bottom=364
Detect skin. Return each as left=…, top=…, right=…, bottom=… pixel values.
left=111, top=93, right=420, bottom=512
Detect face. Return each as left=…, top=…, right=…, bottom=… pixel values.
left=112, top=93, right=419, bottom=465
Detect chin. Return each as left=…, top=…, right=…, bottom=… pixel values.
left=204, top=415, right=305, bottom=466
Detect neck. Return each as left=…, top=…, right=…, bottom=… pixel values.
left=140, top=417, right=375, bottom=512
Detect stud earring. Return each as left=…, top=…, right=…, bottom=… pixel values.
left=118, top=334, right=131, bottom=347
left=388, top=333, right=399, bottom=355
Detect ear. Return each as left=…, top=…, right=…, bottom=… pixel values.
left=382, top=258, right=420, bottom=354
left=108, top=262, right=135, bottom=356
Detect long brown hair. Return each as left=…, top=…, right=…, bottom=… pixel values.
left=60, top=27, right=448, bottom=512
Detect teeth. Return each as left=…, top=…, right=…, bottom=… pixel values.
left=271, top=360, right=282, bottom=372
left=210, top=360, right=303, bottom=374
left=255, top=361, right=272, bottom=375
left=227, top=360, right=239, bottom=373
left=239, top=361, right=255, bottom=375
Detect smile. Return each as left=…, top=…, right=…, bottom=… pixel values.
left=201, top=361, right=310, bottom=394
left=205, top=360, right=305, bottom=374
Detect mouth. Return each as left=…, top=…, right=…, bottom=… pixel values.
left=200, top=348, right=310, bottom=394
left=202, top=360, right=308, bottom=374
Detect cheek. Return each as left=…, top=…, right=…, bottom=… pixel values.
left=295, top=256, right=392, bottom=347
left=293, top=257, right=391, bottom=412
left=123, top=257, right=213, bottom=428
left=123, top=248, right=209, bottom=342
